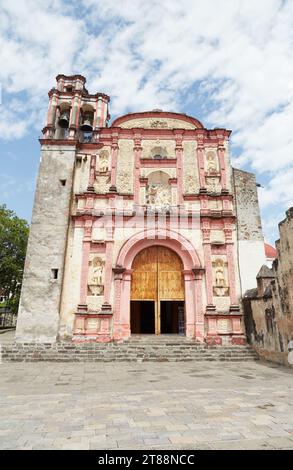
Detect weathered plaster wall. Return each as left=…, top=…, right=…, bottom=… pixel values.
left=233, top=168, right=266, bottom=294
left=16, top=145, right=76, bottom=342
left=243, top=207, right=293, bottom=367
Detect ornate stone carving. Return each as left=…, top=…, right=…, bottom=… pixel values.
left=141, top=139, right=175, bottom=159
left=116, top=139, right=134, bottom=193
left=206, top=151, right=218, bottom=174
left=146, top=183, right=171, bottom=208
left=117, top=170, right=132, bottom=193
left=206, top=176, right=221, bottom=193
left=88, top=256, right=105, bottom=296
left=183, top=141, right=199, bottom=194
left=150, top=120, right=168, bottom=128
left=98, top=149, right=109, bottom=173
left=94, top=175, right=111, bottom=194
left=212, top=258, right=229, bottom=297
left=120, top=117, right=196, bottom=130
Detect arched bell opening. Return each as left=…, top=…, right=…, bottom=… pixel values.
left=55, top=102, right=71, bottom=139
left=79, top=104, right=95, bottom=142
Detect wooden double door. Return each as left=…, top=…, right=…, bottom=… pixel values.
left=130, top=246, right=185, bottom=334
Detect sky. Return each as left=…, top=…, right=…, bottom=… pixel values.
left=1, top=0, right=293, bottom=244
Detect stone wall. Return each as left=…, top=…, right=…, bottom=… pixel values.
left=233, top=168, right=266, bottom=294
left=15, top=145, right=76, bottom=343
left=243, top=207, right=293, bottom=367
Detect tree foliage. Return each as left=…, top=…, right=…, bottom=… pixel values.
left=0, top=204, right=29, bottom=314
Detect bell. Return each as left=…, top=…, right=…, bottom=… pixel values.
left=58, top=112, right=69, bottom=129
left=80, top=115, right=93, bottom=132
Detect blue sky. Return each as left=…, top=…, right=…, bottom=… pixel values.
left=1, top=0, right=293, bottom=244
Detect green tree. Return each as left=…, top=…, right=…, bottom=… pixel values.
left=0, top=204, right=29, bottom=314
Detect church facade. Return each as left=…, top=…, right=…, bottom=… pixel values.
left=15, top=74, right=266, bottom=344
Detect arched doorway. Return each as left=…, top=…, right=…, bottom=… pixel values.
left=130, top=246, right=185, bottom=335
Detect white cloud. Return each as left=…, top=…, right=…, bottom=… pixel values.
left=0, top=0, right=293, bottom=241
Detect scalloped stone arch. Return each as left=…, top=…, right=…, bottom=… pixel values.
left=114, top=229, right=204, bottom=342
left=116, top=228, right=202, bottom=271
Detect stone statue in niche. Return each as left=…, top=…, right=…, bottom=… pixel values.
left=98, top=150, right=109, bottom=173
left=206, top=153, right=218, bottom=174
left=88, top=257, right=105, bottom=296
left=212, top=259, right=229, bottom=297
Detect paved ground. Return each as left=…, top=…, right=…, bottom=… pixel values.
left=0, top=354, right=293, bottom=450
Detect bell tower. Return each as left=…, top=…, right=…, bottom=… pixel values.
left=15, top=75, right=110, bottom=342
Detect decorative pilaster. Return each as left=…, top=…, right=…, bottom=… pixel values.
left=110, top=135, right=119, bottom=190
left=120, top=270, right=132, bottom=338
left=183, top=270, right=196, bottom=338
left=218, top=141, right=227, bottom=193
left=87, top=154, right=96, bottom=191
left=103, top=226, right=114, bottom=307
left=112, top=266, right=125, bottom=340
left=93, top=97, right=102, bottom=129
left=133, top=135, right=142, bottom=204
left=193, top=268, right=205, bottom=341
left=69, top=91, right=81, bottom=140
left=47, top=90, right=58, bottom=129
left=224, top=227, right=238, bottom=307
left=175, top=131, right=184, bottom=204
left=197, top=140, right=206, bottom=191
left=78, top=219, right=92, bottom=311
left=202, top=224, right=214, bottom=308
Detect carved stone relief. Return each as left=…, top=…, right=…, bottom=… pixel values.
left=98, top=149, right=109, bottom=173
left=145, top=170, right=172, bottom=209
left=146, top=183, right=172, bottom=208
left=206, top=176, right=221, bottom=193
left=212, top=258, right=229, bottom=297
left=117, top=170, right=132, bottom=193
left=183, top=141, right=199, bottom=194
left=205, top=151, right=219, bottom=174
left=141, top=139, right=175, bottom=159
left=120, top=117, right=196, bottom=130
left=116, top=139, right=134, bottom=193
left=88, top=256, right=105, bottom=296
left=94, top=175, right=111, bottom=194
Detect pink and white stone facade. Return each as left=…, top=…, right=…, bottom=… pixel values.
left=16, top=75, right=266, bottom=345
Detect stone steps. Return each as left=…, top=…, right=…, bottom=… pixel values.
left=0, top=339, right=259, bottom=362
